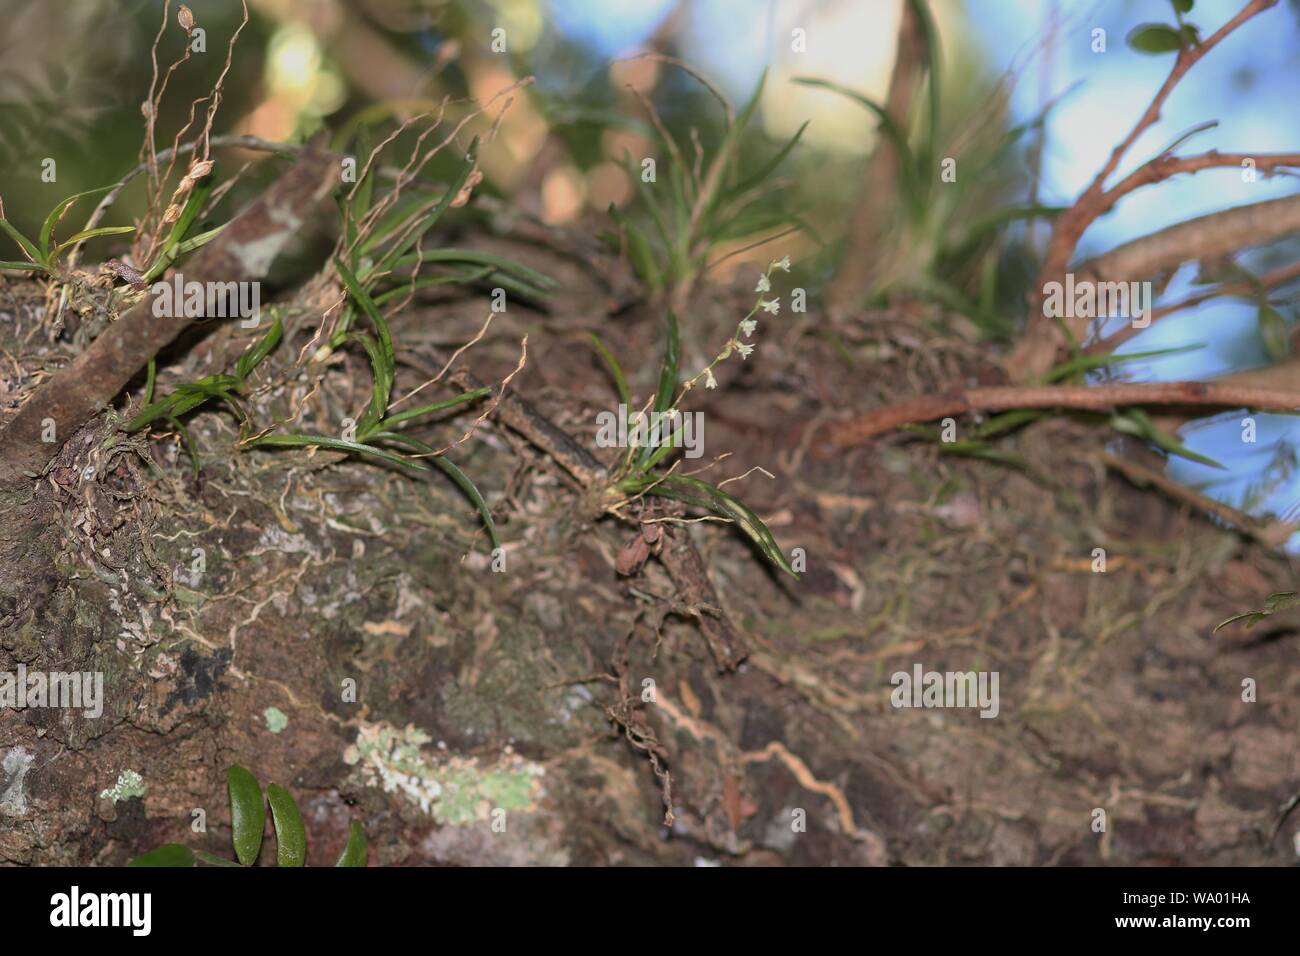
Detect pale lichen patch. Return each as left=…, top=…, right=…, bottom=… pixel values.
left=99, top=769, right=146, bottom=804
left=344, top=721, right=545, bottom=826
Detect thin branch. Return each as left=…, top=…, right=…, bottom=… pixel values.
left=824, top=379, right=1300, bottom=446
left=1010, top=0, right=1281, bottom=381
left=1086, top=257, right=1300, bottom=355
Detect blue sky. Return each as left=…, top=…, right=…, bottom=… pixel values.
left=546, top=0, right=1300, bottom=530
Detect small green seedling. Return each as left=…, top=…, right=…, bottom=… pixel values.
left=595, top=259, right=797, bottom=577
left=129, top=764, right=367, bottom=867
left=0, top=185, right=135, bottom=275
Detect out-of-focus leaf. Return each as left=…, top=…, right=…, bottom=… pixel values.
left=1127, top=23, right=1184, bottom=53
left=1110, top=409, right=1226, bottom=469
left=1258, top=301, right=1290, bottom=362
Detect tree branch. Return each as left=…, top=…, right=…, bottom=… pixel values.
left=824, top=380, right=1300, bottom=446
left=1008, top=0, right=1281, bottom=381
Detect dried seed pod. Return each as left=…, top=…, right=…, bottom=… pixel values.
left=450, top=168, right=483, bottom=208
left=178, top=5, right=195, bottom=32
left=188, top=159, right=214, bottom=180
left=161, top=203, right=181, bottom=224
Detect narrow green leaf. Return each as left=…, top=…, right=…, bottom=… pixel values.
left=658, top=474, right=797, bottom=577
left=908, top=0, right=942, bottom=180
left=429, top=454, right=499, bottom=550
left=589, top=333, right=632, bottom=409
left=52, top=225, right=135, bottom=257
left=226, top=765, right=265, bottom=866
left=143, top=169, right=216, bottom=282
left=722, top=120, right=808, bottom=207
left=1215, top=591, right=1300, bottom=632
left=621, top=149, right=674, bottom=252
left=373, top=388, right=489, bottom=433
left=172, top=223, right=226, bottom=256
left=347, top=330, right=394, bottom=438
left=375, top=431, right=499, bottom=549
left=346, top=123, right=375, bottom=268
left=235, top=315, right=284, bottom=381
left=371, top=266, right=495, bottom=305
left=0, top=218, right=42, bottom=264
left=128, top=843, right=195, bottom=867
left=247, top=433, right=425, bottom=471
left=385, top=249, right=556, bottom=291
left=336, top=258, right=394, bottom=371
left=371, top=137, right=479, bottom=277
left=39, top=184, right=114, bottom=259
left=654, top=310, right=680, bottom=417
left=266, top=783, right=307, bottom=868
left=0, top=260, right=49, bottom=272
left=335, top=820, right=368, bottom=867
left=608, top=203, right=662, bottom=292
left=1046, top=344, right=1205, bottom=383
left=636, top=311, right=679, bottom=468
left=1110, top=409, right=1226, bottom=469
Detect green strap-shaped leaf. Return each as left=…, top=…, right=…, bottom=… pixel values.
left=636, top=311, right=679, bottom=468
left=1215, top=591, right=1300, bottom=632
left=720, top=120, right=808, bottom=211
left=376, top=431, right=499, bottom=549
left=345, top=330, right=394, bottom=438
left=336, top=258, right=395, bottom=433
left=39, top=184, right=115, bottom=260
left=372, top=388, right=490, bottom=433
left=384, top=249, right=556, bottom=291
left=371, top=137, right=480, bottom=278
left=234, top=315, right=284, bottom=381
left=908, top=0, right=942, bottom=181
left=589, top=334, right=632, bottom=409
left=335, top=820, right=368, bottom=867
left=144, top=168, right=217, bottom=283
left=227, top=765, right=265, bottom=866
left=267, top=783, right=308, bottom=868
left=247, top=432, right=425, bottom=471
left=371, top=265, right=496, bottom=306
left=608, top=203, right=662, bottom=293
left=52, top=226, right=135, bottom=258
left=646, top=473, right=798, bottom=577
left=0, top=217, right=42, bottom=265
left=128, top=843, right=195, bottom=867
